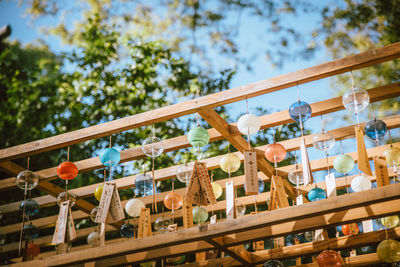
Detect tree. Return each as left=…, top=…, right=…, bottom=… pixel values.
left=23, top=0, right=314, bottom=70
left=317, top=0, right=400, bottom=116
left=0, top=2, right=309, bottom=263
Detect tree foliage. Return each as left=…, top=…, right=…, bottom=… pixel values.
left=317, top=0, right=400, bottom=115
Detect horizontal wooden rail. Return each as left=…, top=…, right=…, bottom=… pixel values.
left=8, top=183, right=400, bottom=266
left=179, top=227, right=398, bottom=267
left=1, top=83, right=399, bottom=193
left=1, top=43, right=400, bottom=163
left=299, top=253, right=382, bottom=267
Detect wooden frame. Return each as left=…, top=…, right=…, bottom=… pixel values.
left=1, top=42, right=400, bottom=266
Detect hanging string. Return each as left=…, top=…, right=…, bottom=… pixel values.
left=18, top=157, right=30, bottom=257
left=150, top=125, right=157, bottom=213
left=388, top=129, right=393, bottom=146
left=321, top=115, right=330, bottom=175
left=227, top=144, right=231, bottom=179
left=294, top=151, right=300, bottom=196
left=340, top=141, right=349, bottom=195
left=195, top=113, right=201, bottom=160
left=151, top=156, right=157, bottom=213
left=272, top=127, right=279, bottom=177
left=370, top=103, right=380, bottom=148
left=245, top=98, right=251, bottom=150
left=350, top=71, right=361, bottom=127
left=210, top=172, right=215, bottom=216
left=254, top=195, right=258, bottom=213
left=386, top=129, right=397, bottom=183
left=384, top=222, right=389, bottom=240
left=296, top=84, right=305, bottom=138
left=171, top=179, right=175, bottom=216
left=65, top=146, right=70, bottom=201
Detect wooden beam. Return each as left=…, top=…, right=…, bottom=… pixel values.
left=8, top=183, right=400, bottom=266
left=251, top=227, right=400, bottom=264
left=295, top=253, right=382, bottom=267
left=198, top=108, right=277, bottom=178
left=178, top=226, right=397, bottom=267
left=1, top=43, right=400, bottom=163
left=206, top=238, right=252, bottom=266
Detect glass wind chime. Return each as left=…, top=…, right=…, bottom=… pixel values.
left=91, top=137, right=126, bottom=242
left=186, top=112, right=212, bottom=225
left=341, top=71, right=373, bottom=192
left=288, top=84, right=314, bottom=193
left=15, top=157, right=40, bottom=260
left=141, top=126, right=164, bottom=213
left=125, top=164, right=151, bottom=236
left=238, top=98, right=264, bottom=211
left=53, top=146, right=79, bottom=252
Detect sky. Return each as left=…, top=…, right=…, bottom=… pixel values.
left=0, top=0, right=388, bottom=183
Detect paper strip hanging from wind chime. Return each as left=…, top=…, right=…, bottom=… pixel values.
left=300, top=139, right=314, bottom=185
left=225, top=179, right=235, bottom=220
left=138, top=208, right=152, bottom=238
left=325, top=173, right=337, bottom=198
left=52, top=200, right=77, bottom=245
left=244, top=150, right=258, bottom=195
left=185, top=161, right=217, bottom=206
left=373, top=156, right=390, bottom=186
left=182, top=200, right=193, bottom=229
left=95, top=180, right=125, bottom=224
left=355, top=126, right=373, bottom=176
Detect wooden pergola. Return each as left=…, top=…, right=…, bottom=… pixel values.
left=1, top=42, right=400, bottom=267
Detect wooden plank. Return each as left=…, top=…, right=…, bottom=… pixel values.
left=83, top=241, right=214, bottom=267
left=1, top=44, right=400, bottom=163
left=199, top=108, right=277, bottom=178
left=216, top=198, right=400, bottom=248
left=8, top=183, right=400, bottom=266
left=207, top=238, right=252, bottom=266
left=294, top=253, right=382, bottom=267
left=180, top=227, right=397, bottom=267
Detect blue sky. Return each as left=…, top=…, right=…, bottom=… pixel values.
left=0, top=0, right=387, bottom=183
